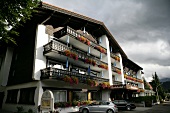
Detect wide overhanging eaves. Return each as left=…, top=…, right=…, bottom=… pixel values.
left=34, top=2, right=127, bottom=58
left=122, top=58, right=143, bottom=71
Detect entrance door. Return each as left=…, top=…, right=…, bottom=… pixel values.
left=0, top=92, right=4, bottom=109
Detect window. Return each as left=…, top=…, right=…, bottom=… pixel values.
left=6, top=89, right=18, bottom=104
left=19, top=88, right=35, bottom=105
left=91, top=91, right=101, bottom=101
left=72, top=91, right=87, bottom=101
left=53, top=90, right=67, bottom=102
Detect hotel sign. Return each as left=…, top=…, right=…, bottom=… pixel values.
left=41, top=90, right=54, bottom=111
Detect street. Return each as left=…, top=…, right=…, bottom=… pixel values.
left=119, top=101, right=170, bottom=113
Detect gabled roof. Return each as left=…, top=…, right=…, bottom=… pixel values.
left=35, top=2, right=127, bottom=58
left=122, top=58, right=143, bottom=71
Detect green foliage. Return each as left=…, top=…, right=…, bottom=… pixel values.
left=143, top=77, right=151, bottom=90
left=0, top=0, right=39, bottom=46
left=150, top=72, right=166, bottom=100
left=28, top=109, right=34, bottom=113
left=131, top=96, right=157, bottom=103
left=16, top=106, right=24, bottom=113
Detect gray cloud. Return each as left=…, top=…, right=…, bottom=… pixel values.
left=44, top=0, right=170, bottom=81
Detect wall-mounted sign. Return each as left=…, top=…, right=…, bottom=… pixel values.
left=41, top=90, right=54, bottom=111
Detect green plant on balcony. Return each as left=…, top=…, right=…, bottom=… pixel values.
left=85, top=58, right=96, bottom=66
left=77, top=36, right=86, bottom=43
left=71, top=52, right=78, bottom=60
left=77, top=35, right=91, bottom=46
left=116, top=69, right=121, bottom=74
left=92, top=60, right=96, bottom=66
left=124, top=74, right=127, bottom=78
left=64, top=50, right=78, bottom=60
left=100, top=82, right=110, bottom=89
left=137, top=79, right=144, bottom=83
left=140, top=89, right=145, bottom=92
left=85, top=39, right=91, bottom=46
left=94, top=46, right=106, bottom=54
left=71, top=76, right=79, bottom=84
left=86, top=79, right=98, bottom=87
left=63, top=75, right=73, bottom=84
left=64, top=50, right=71, bottom=56
left=98, top=64, right=108, bottom=70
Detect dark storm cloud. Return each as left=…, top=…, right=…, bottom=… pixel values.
left=44, top=0, right=170, bottom=80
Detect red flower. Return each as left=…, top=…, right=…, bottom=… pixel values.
left=71, top=76, right=79, bottom=84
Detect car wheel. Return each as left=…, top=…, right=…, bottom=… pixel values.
left=82, top=108, right=89, bottom=113
left=126, top=106, right=131, bottom=111
left=107, top=109, right=114, bottom=113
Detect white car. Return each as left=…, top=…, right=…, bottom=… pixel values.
left=79, top=101, right=118, bottom=113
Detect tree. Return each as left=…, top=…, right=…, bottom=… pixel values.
left=143, top=77, right=151, bottom=90
left=0, top=0, right=39, bottom=46
left=150, top=72, right=166, bottom=100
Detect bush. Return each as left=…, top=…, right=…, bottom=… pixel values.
left=28, top=109, right=33, bottom=113
left=16, top=106, right=24, bottom=113
left=131, top=96, right=157, bottom=107
left=145, top=101, right=152, bottom=107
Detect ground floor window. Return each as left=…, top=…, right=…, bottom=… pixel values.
left=19, top=87, right=35, bottom=105
left=91, top=91, right=102, bottom=100
left=6, top=89, right=18, bottom=104
left=72, top=91, right=87, bottom=101
left=53, top=90, right=67, bottom=102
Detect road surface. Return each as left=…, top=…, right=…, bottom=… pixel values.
left=119, top=101, right=170, bottom=113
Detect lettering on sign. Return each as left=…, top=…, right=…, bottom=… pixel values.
left=41, top=90, right=54, bottom=111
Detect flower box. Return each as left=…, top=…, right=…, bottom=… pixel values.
left=63, top=75, right=73, bottom=84
left=94, top=46, right=106, bottom=54
left=84, top=58, right=96, bottom=66
left=77, top=36, right=91, bottom=46
left=71, top=76, right=79, bottom=84
left=98, top=64, right=108, bottom=70
left=64, top=50, right=78, bottom=60
left=100, top=82, right=110, bottom=89
left=86, top=79, right=98, bottom=87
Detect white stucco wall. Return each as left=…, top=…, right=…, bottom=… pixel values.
left=137, top=70, right=144, bottom=89
left=117, top=53, right=125, bottom=84
left=99, top=35, right=112, bottom=85
left=33, top=24, right=48, bottom=80
left=102, top=90, right=111, bottom=101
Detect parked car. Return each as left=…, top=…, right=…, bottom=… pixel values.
left=113, top=100, right=136, bottom=111
left=79, top=101, right=118, bottom=113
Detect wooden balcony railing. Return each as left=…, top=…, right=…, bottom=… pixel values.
left=53, top=26, right=107, bottom=54
left=43, top=40, right=108, bottom=69
left=41, top=67, right=109, bottom=83
left=110, top=53, right=120, bottom=62
left=124, top=74, right=143, bottom=83
left=111, top=84, right=139, bottom=90
left=112, top=66, right=121, bottom=75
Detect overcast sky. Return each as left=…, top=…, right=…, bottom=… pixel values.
left=44, top=0, right=170, bottom=82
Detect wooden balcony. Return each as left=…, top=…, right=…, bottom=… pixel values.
left=53, top=26, right=107, bottom=58
left=111, top=84, right=139, bottom=90
left=112, top=66, right=121, bottom=75
left=41, top=67, right=109, bottom=84
left=124, top=74, right=144, bottom=83
left=110, top=53, right=120, bottom=63
left=43, top=40, right=108, bottom=71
